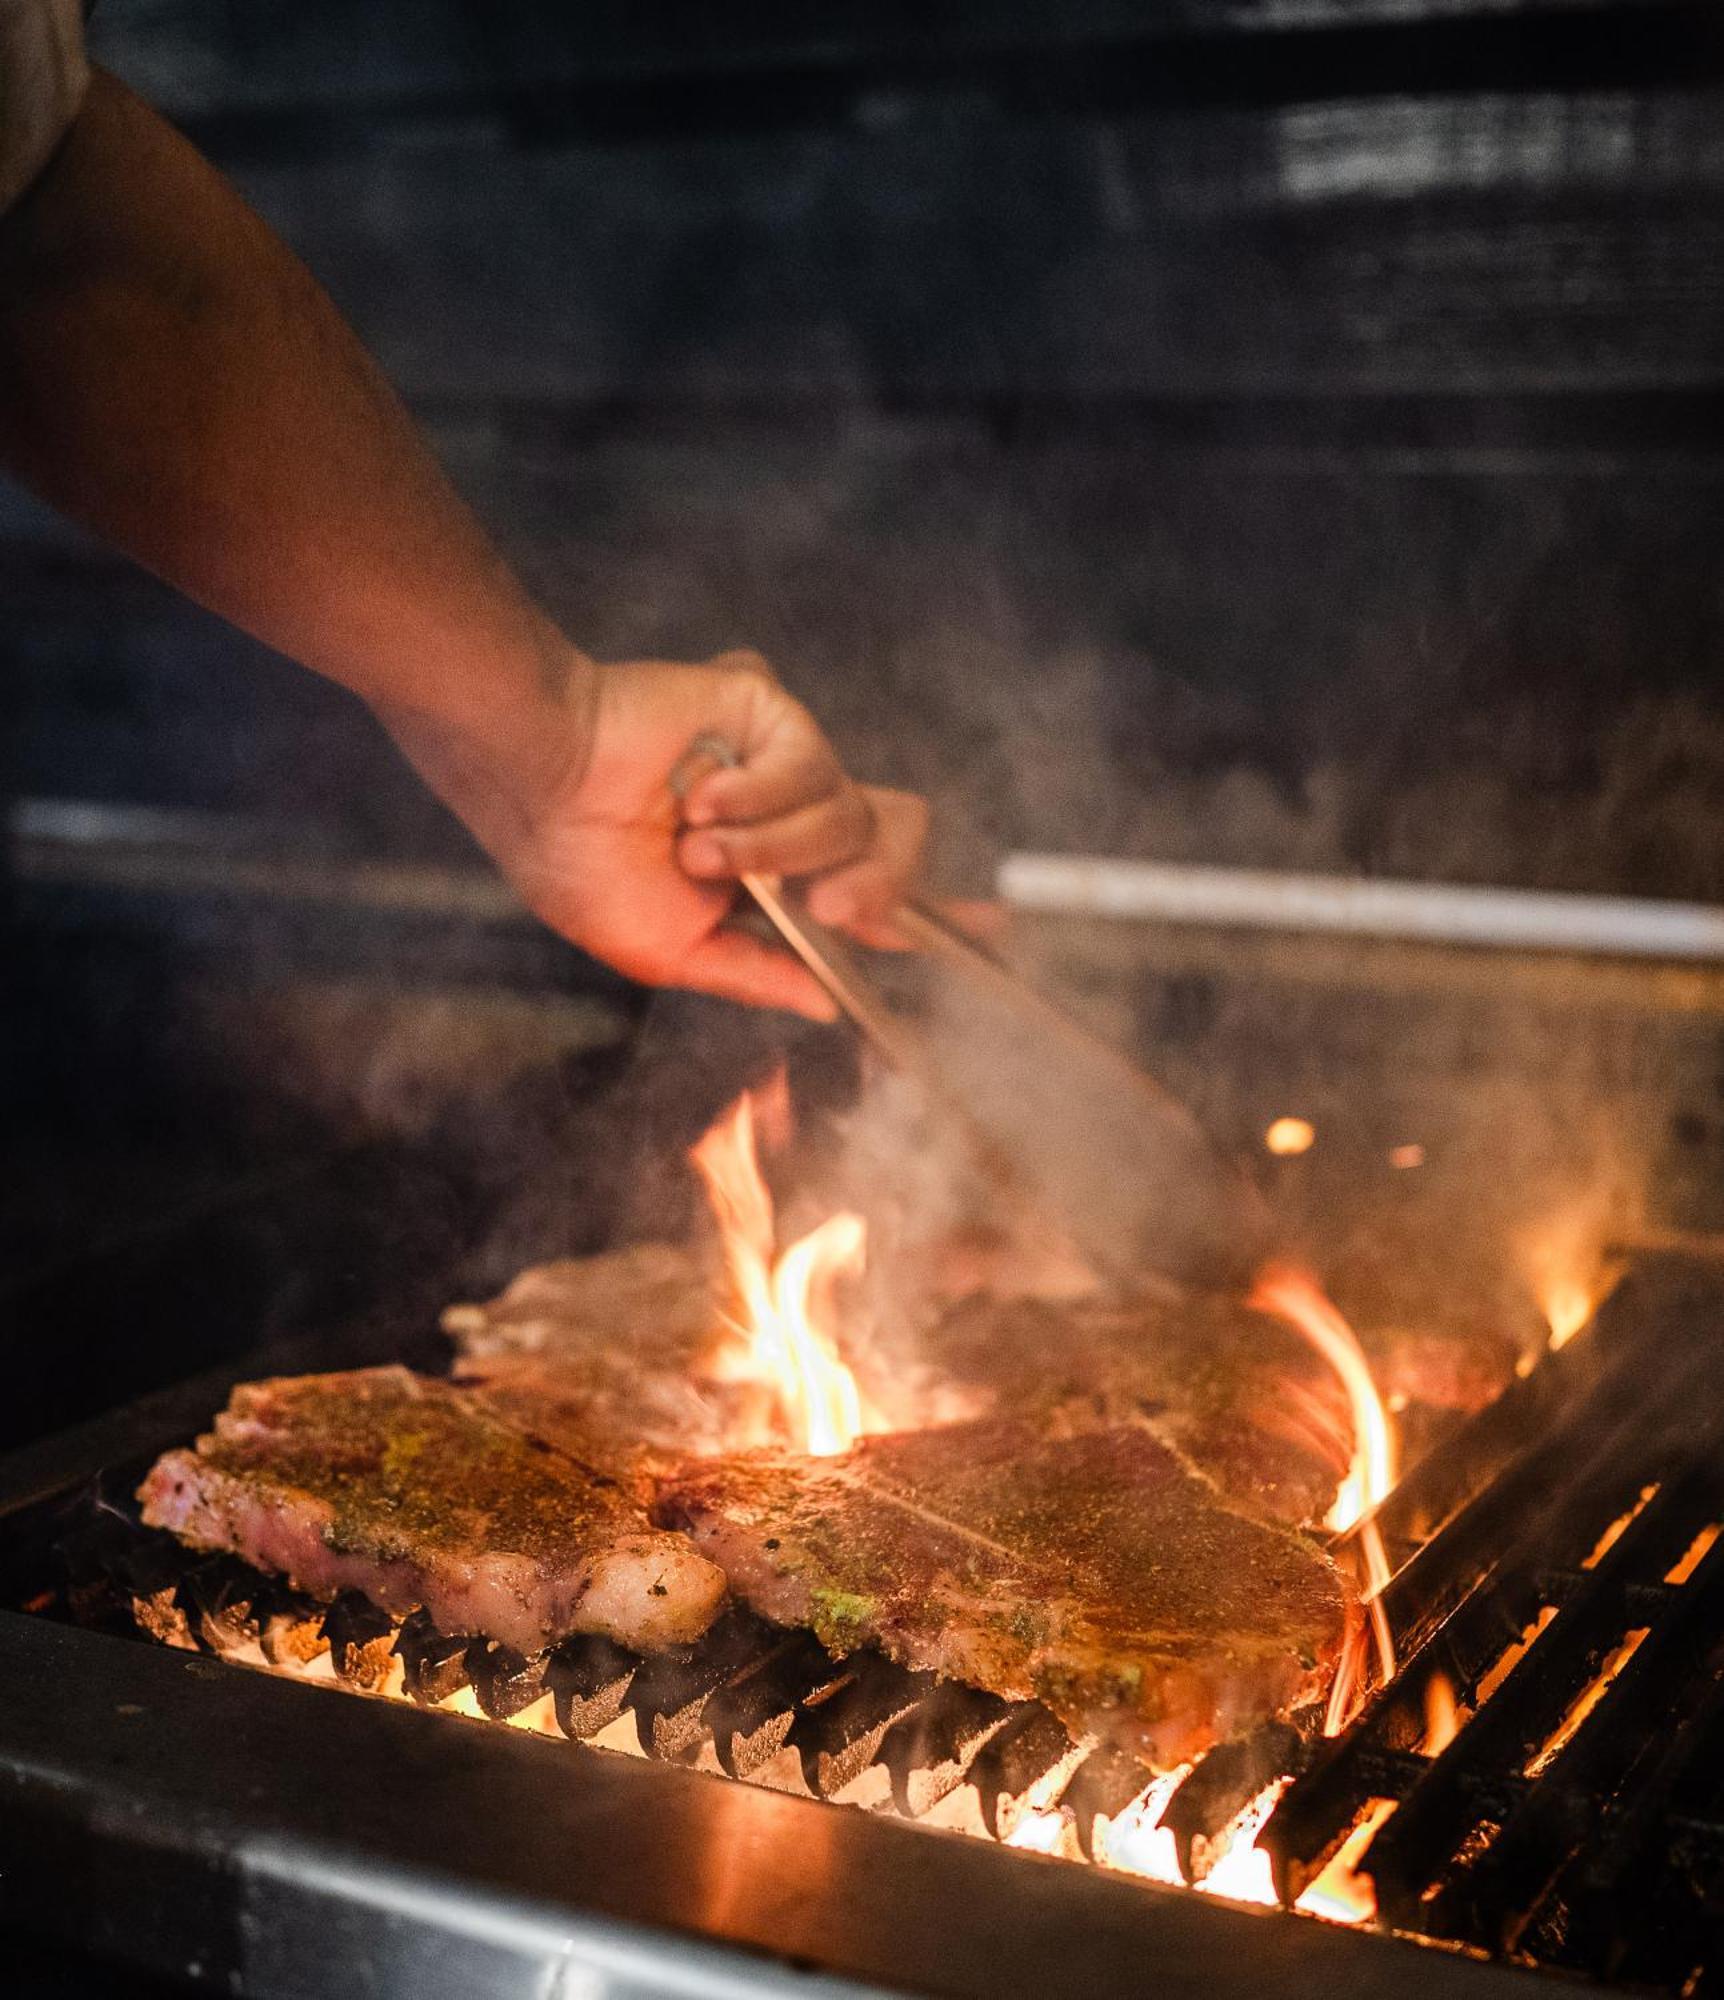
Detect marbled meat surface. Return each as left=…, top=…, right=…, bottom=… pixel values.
left=139, top=1367, right=728, bottom=1656
left=658, top=1418, right=1354, bottom=1769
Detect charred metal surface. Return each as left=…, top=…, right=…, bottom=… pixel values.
left=704, top=1629, right=839, bottom=1780
left=790, top=1653, right=936, bottom=1800
left=880, top=1682, right=1014, bottom=1819
left=1165, top=1722, right=1308, bottom=1883
left=625, top=1610, right=775, bottom=1762
left=467, top=1638, right=551, bottom=1721
left=547, top=1632, right=639, bottom=1742
left=321, top=1589, right=395, bottom=1690
left=1261, top=1263, right=1724, bottom=1982
left=259, top=1588, right=327, bottom=1669
left=1063, top=1744, right=1157, bottom=1862
left=181, top=1555, right=266, bottom=1655
left=0, top=1610, right=1573, bottom=2000
left=967, top=1702, right=1080, bottom=1841
left=395, top=1607, right=473, bottom=1705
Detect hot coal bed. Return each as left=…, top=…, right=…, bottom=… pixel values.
left=2, top=1253, right=1721, bottom=1999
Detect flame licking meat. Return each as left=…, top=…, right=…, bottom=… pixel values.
left=691, top=1088, right=880, bottom=1457
left=1249, top=1265, right=1397, bottom=1728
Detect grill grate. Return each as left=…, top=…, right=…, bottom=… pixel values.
left=1260, top=1261, right=1724, bottom=1982
left=14, top=1259, right=1724, bottom=1990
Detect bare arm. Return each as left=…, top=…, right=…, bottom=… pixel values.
left=0, top=71, right=925, bottom=1010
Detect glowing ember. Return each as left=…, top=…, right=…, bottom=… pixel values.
left=1265, top=1116, right=1317, bottom=1156
left=691, top=1089, right=878, bottom=1456
left=1387, top=1143, right=1425, bottom=1170
left=1294, top=1797, right=1398, bottom=1923
left=1096, top=1764, right=1193, bottom=1886
left=1526, top=1628, right=1648, bottom=1775
left=1583, top=1486, right=1657, bottom=1570
left=1249, top=1265, right=1397, bottom=1725
left=1477, top=1605, right=1557, bottom=1705
left=1193, top=1780, right=1289, bottom=1906
left=1667, top=1522, right=1721, bottom=1586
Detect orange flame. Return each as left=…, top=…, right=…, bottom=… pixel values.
left=1004, top=1807, right=1071, bottom=1855
left=691, top=1088, right=877, bottom=1457
left=1194, top=1779, right=1289, bottom=1906
left=1249, top=1265, right=1397, bottom=1728
left=1517, top=1213, right=1624, bottom=1354
left=1294, top=1797, right=1397, bottom=1923
left=1422, top=1670, right=1462, bottom=1755
left=1102, top=1770, right=1290, bottom=1907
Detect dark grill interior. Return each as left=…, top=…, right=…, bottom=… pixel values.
left=11, top=1255, right=1724, bottom=1989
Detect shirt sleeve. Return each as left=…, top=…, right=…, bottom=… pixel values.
left=0, top=0, right=89, bottom=215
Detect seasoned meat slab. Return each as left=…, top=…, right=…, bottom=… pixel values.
left=920, top=1293, right=1350, bottom=1528
left=442, top=1247, right=1347, bottom=1525
left=139, top=1367, right=727, bottom=1656
left=442, top=1244, right=718, bottom=1370
left=443, top=1245, right=751, bottom=1481
left=658, top=1418, right=1353, bottom=1769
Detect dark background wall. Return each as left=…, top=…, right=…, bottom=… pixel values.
left=3, top=2, right=1723, bottom=1447
left=6, top=0, right=1722, bottom=897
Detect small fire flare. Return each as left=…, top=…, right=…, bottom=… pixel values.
left=691, top=1087, right=880, bottom=1457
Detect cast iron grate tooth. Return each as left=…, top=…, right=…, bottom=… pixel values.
left=547, top=1632, right=640, bottom=1741
left=258, top=1585, right=329, bottom=1668
left=1062, top=1744, right=1157, bottom=1862
left=467, top=1637, right=552, bottom=1720
left=790, top=1652, right=935, bottom=1798
left=396, top=1607, right=476, bottom=1705
left=966, top=1704, right=1079, bottom=1840
left=179, top=1554, right=267, bottom=1655
left=880, top=1682, right=1015, bottom=1819
left=322, top=1589, right=396, bottom=1689
left=624, top=1608, right=777, bottom=1761
left=703, top=1628, right=841, bottom=1780
left=1162, top=1721, right=1307, bottom=1883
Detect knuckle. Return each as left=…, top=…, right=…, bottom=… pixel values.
left=710, top=647, right=775, bottom=685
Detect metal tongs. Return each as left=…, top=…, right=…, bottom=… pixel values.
left=675, top=736, right=1275, bottom=1296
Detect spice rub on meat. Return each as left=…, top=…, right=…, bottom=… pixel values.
left=658, top=1418, right=1354, bottom=1770
left=139, top=1367, right=727, bottom=1656
left=442, top=1247, right=1349, bottom=1526
left=920, top=1293, right=1351, bottom=1528
left=442, top=1245, right=745, bottom=1483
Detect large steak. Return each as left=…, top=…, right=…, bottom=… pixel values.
left=657, top=1417, right=1354, bottom=1769
left=139, top=1366, right=728, bottom=1656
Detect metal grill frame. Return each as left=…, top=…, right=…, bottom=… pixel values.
left=0, top=1610, right=1574, bottom=2000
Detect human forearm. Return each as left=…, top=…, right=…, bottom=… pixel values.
left=0, top=65, right=929, bottom=1012
left=0, top=69, right=585, bottom=819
